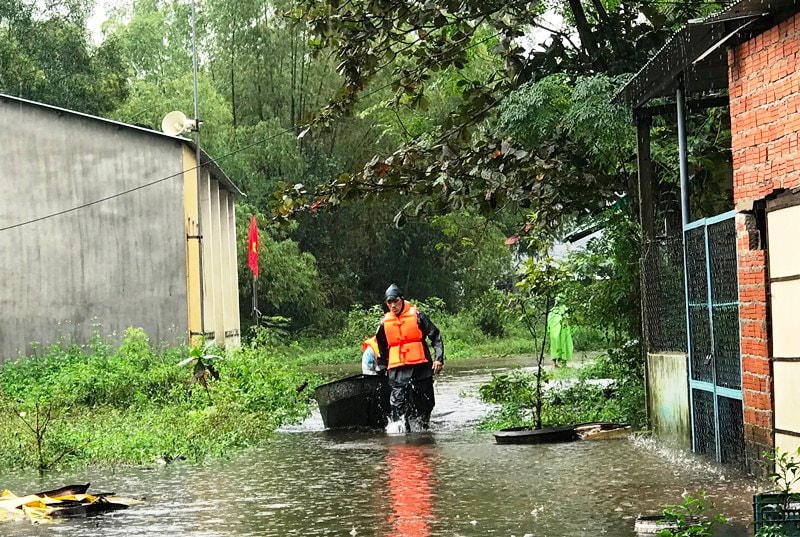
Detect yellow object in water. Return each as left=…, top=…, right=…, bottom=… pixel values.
left=0, top=485, right=141, bottom=524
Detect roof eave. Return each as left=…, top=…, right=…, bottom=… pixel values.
left=615, top=0, right=800, bottom=108
left=0, top=92, right=244, bottom=196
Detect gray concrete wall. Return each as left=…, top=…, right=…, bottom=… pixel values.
left=647, top=352, right=692, bottom=449
left=0, top=99, right=188, bottom=360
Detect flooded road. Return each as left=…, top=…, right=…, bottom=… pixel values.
left=0, top=359, right=761, bottom=536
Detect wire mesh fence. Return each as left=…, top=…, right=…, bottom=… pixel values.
left=708, top=218, right=742, bottom=390
left=692, top=387, right=717, bottom=457
left=641, top=236, right=687, bottom=353
left=642, top=218, right=745, bottom=472
left=686, top=227, right=714, bottom=383
left=718, top=394, right=745, bottom=467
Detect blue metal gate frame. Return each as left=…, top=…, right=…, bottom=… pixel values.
left=683, top=210, right=743, bottom=463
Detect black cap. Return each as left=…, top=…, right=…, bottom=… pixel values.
left=384, top=284, right=403, bottom=301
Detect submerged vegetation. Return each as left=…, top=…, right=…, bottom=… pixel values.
left=476, top=210, right=646, bottom=431
left=0, top=210, right=646, bottom=473
left=657, top=491, right=729, bottom=537
left=0, top=288, right=624, bottom=473
left=476, top=345, right=644, bottom=432
left=0, top=328, right=311, bottom=471
left=0, top=0, right=702, bottom=473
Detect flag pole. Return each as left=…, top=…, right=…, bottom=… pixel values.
left=252, top=276, right=258, bottom=326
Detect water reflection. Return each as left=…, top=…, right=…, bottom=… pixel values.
left=385, top=437, right=436, bottom=537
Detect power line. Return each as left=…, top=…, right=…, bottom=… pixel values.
left=0, top=126, right=295, bottom=233
left=0, top=168, right=185, bottom=233
left=0, top=81, right=401, bottom=234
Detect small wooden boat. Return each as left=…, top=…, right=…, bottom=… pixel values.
left=575, top=422, right=631, bottom=440
left=493, top=425, right=578, bottom=445
left=314, top=374, right=390, bottom=430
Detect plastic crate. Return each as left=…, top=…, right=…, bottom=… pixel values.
left=753, top=493, right=800, bottom=535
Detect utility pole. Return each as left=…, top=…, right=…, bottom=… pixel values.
left=191, top=0, right=206, bottom=338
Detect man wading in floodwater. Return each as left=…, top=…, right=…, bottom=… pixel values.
left=375, top=284, right=444, bottom=431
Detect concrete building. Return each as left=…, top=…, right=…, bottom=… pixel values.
left=0, top=94, right=241, bottom=361
left=618, top=0, right=800, bottom=476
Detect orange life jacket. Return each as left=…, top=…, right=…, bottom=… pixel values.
left=383, top=301, right=427, bottom=369
left=362, top=336, right=379, bottom=356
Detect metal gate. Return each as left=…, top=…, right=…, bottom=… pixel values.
left=684, top=211, right=745, bottom=468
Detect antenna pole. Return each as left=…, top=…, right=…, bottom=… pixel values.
left=191, top=0, right=206, bottom=338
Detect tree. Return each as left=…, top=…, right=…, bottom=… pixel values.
left=278, top=0, right=729, bottom=229
left=430, top=211, right=513, bottom=308
left=511, top=216, right=571, bottom=429
left=0, top=0, right=129, bottom=115
left=237, top=208, right=327, bottom=332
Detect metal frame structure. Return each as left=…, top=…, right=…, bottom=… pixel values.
left=684, top=211, right=744, bottom=463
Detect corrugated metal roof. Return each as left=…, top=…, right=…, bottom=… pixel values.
left=0, top=92, right=244, bottom=196
left=702, top=0, right=791, bottom=23
left=615, top=0, right=800, bottom=108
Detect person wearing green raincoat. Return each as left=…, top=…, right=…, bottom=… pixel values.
left=547, top=303, right=573, bottom=368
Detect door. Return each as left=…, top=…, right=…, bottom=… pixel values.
left=684, top=211, right=745, bottom=468
left=767, top=196, right=800, bottom=458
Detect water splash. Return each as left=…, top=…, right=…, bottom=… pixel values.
left=385, top=417, right=407, bottom=434
left=407, top=417, right=428, bottom=433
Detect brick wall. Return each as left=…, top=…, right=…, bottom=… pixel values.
left=729, top=13, right=800, bottom=204
left=726, top=15, right=800, bottom=475
left=737, top=211, right=772, bottom=476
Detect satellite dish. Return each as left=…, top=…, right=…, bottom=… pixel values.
left=161, top=111, right=197, bottom=136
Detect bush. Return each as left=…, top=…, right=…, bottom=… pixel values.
left=470, top=288, right=509, bottom=337
left=571, top=325, right=606, bottom=351
left=339, top=304, right=385, bottom=344
left=477, top=367, right=633, bottom=430
left=477, top=370, right=541, bottom=430
left=542, top=381, right=618, bottom=425
left=576, top=341, right=646, bottom=428
left=0, top=328, right=314, bottom=470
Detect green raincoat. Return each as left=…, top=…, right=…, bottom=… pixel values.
left=547, top=304, right=574, bottom=365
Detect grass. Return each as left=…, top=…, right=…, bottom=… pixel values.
left=0, top=328, right=315, bottom=472
left=288, top=334, right=537, bottom=367
left=0, top=309, right=620, bottom=472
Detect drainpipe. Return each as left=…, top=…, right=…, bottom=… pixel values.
left=636, top=111, right=653, bottom=430
left=677, top=78, right=696, bottom=452
left=677, top=79, right=690, bottom=228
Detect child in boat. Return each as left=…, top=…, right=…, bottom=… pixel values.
left=361, top=336, right=382, bottom=375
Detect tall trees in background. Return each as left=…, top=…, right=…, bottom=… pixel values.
left=0, top=0, right=128, bottom=115
left=98, top=0, right=511, bottom=329
left=273, top=0, right=735, bottom=336
left=2, top=0, right=733, bottom=334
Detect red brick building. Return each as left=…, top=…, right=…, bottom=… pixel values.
left=618, top=0, right=800, bottom=475
left=731, top=7, right=800, bottom=471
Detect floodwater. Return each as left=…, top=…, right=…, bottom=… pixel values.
left=0, top=358, right=762, bottom=536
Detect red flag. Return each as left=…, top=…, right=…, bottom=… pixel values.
left=248, top=215, right=259, bottom=279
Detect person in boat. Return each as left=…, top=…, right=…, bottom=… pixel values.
left=375, top=283, right=444, bottom=430
left=361, top=335, right=383, bottom=375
